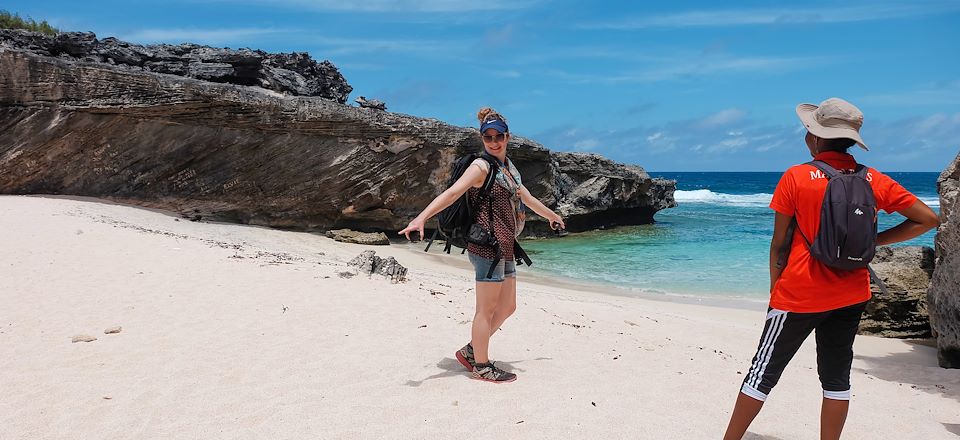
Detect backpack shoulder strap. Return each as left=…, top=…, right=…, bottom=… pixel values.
left=852, top=164, right=869, bottom=179
left=478, top=153, right=500, bottom=194
left=807, top=160, right=840, bottom=179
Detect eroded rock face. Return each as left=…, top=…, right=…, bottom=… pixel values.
left=0, top=32, right=675, bottom=236
left=860, top=246, right=935, bottom=338
left=929, top=152, right=960, bottom=368
left=0, top=29, right=351, bottom=102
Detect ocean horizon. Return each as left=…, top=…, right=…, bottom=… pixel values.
left=522, top=171, right=940, bottom=300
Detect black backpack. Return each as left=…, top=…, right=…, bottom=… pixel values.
left=780, top=160, right=890, bottom=293
left=424, top=153, right=500, bottom=254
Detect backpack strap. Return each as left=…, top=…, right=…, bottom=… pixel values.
left=867, top=265, right=890, bottom=296
left=514, top=241, right=533, bottom=266
left=486, top=245, right=502, bottom=279
left=793, top=160, right=840, bottom=248
left=807, top=160, right=840, bottom=179
left=423, top=228, right=439, bottom=252
left=479, top=153, right=500, bottom=194
left=852, top=164, right=869, bottom=179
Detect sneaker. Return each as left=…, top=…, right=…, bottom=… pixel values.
left=472, top=362, right=517, bottom=383
left=455, top=343, right=475, bottom=371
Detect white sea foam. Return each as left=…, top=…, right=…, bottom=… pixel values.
left=920, top=197, right=941, bottom=208
left=673, top=189, right=772, bottom=207
left=675, top=190, right=942, bottom=209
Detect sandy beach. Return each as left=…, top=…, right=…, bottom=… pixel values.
left=1, top=195, right=957, bottom=439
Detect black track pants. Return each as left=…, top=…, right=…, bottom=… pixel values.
left=740, top=301, right=868, bottom=401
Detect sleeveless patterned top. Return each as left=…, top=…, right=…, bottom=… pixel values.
left=466, top=159, right=519, bottom=261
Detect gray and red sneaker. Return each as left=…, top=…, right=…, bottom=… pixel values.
left=455, top=343, right=475, bottom=371
left=472, top=362, right=517, bottom=383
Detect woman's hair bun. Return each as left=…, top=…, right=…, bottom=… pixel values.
left=477, top=107, right=503, bottom=123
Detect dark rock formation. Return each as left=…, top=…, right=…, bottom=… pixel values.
left=859, top=246, right=934, bottom=338
left=929, top=152, right=960, bottom=368
left=546, top=152, right=676, bottom=234
left=355, top=96, right=386, bottom=111
left=348, top=250, right=407, bottom=283
left=0, top=29, right=351, bottom=102
left=0, top=32, right=675, bottom=236
left=326, top=229, right=390, bottom=245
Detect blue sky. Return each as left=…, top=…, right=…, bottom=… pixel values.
left=7, top=0, right=960, bottom=171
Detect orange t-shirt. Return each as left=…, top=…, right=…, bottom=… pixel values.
left=769, top=151, right=918, bottom=313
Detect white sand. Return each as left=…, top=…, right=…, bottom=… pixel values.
left=1, top=195, right=957, bottom=439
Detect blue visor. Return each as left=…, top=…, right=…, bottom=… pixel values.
left=480, top=119, right=508, bottom=134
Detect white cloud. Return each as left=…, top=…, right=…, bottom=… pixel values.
left=858, top=81, right=960, bottom=107
left=709, top=136, right=748, bottom=152
left=211, top=0, right=542, bottom=13
left=578, top=3, right=960, bottom=29
left=573, top=138, right=599, bottom=151
left=302, top=35, right=464, bottom=56
left=493, top=70, right=523, bottom=78
left=545, top=54, right=820, bottom=84
left=699, top=109, right=746, bottom=128
left=120, top=27, right=290, bottom=45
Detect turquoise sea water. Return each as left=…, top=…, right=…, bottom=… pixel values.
left=521, top=172, right=941, bottom=299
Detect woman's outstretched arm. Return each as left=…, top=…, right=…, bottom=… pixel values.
left=398, top=164, right=485, bottom=241
left=518, top=185, right=565, bottom=230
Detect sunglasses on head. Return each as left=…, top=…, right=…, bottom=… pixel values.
left=482, top=133, right=506, bottom=143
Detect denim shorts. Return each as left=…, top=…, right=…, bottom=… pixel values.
left=468, top=253, right=516, bottom=282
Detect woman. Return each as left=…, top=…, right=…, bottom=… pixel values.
left=722, top=98, right=940, bottom=439
left=399, top=107, right=564, bottom=383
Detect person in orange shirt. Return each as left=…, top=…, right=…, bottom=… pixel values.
left=722, top=98, right=940, bottom=440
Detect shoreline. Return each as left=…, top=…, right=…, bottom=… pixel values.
left=392, top=240, right=771, bottom=312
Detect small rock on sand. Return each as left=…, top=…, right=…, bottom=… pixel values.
left=104, top=326, right=122, bottom=334
left=72, top=335, right=97, bottom=343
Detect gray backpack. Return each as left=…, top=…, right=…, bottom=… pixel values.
left=801, top=160, right=878, bottom=270
left=777, top=160, right=890, bottom=293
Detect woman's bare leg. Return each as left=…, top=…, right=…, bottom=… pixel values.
left=471, top=280, right=502, bottom=364
left=488, top=276, right=517, bottom=338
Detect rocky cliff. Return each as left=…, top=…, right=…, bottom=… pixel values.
left=860, top=246, right=934, bottom=338
left=0, top=30, right=352, bottom=102
left=0, top=30, right=675, bottom=235
left=928, top=152, right=960, bottom=368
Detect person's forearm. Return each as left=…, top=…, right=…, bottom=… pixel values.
left=521, top=193, right=556, bottom=219
left=769, top=248, right=784, bottom=293
left=877, top=219, right=933, bottom=246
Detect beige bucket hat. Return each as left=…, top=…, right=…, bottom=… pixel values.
left=796, top=97, right=869, bottom=150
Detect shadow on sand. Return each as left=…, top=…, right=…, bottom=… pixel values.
left=404, top=357, right=551, bottom=387
left=743, top=433, right=786, bottom=440
left=853, top=339, right=960, bottom=404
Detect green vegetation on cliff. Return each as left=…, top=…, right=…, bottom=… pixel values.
left=0, top=10, right=58, bottom=35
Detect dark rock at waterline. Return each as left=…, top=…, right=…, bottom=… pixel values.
left=859, top=246, right=934, bottom=338
left=326, top=229, right=390, bottom=245
left=548, top=152, right=676, bottom=234
left=0, top=30, right=675, bottom=236
left=0, top=29, right=352, bottom=102
left=929, top=152, right=960, bottom=368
